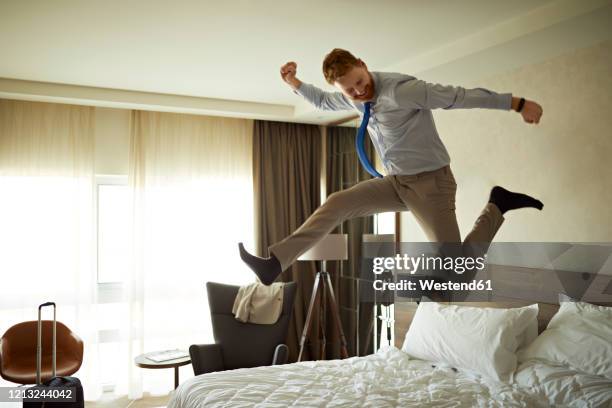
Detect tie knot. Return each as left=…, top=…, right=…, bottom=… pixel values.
left=364, top=102, right=371, bottom=110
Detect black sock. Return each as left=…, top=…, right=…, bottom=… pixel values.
left=238, top=243, right=282, bottom=286
left=489, top=186, right=544, bottom=214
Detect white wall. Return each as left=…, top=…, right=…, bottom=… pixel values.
left=401, top=40, right=612, bottom=243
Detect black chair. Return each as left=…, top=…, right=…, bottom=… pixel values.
left=189, top=281, right=296, bottom=376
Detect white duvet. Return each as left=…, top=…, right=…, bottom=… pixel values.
left=515, top=360, right=612, bottom=408
left=168, top=347, right=576, bottom=408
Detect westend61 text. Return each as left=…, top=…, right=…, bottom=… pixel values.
left=373, top=279, right=493, bottom=292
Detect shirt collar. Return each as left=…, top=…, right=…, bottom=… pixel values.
left=369, top=71, right=381, bottom=103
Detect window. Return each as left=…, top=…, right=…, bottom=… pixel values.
left=96, top=176, right=129, bottom=284
left=375, top=212, right=396, bottom=235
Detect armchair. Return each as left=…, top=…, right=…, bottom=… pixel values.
left=190, top=281, right=296, bottom=376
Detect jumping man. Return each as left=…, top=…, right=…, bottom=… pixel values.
left=239, top=48, right=544, bottom=285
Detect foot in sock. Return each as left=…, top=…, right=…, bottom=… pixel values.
left=489, top=186, right=544, bottom=214
left=238, top=243, right=281, bottom=286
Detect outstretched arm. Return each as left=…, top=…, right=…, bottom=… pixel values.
left=394, top=78, right=543, bottom=124
left=280, top=61, right=354, bottom=111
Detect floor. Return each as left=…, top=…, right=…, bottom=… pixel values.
left=86, top=393, right=170, bottom=408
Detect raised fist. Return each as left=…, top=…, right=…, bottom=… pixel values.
left=280, top=61, right=300, bottom=89
left=521, top=100, right=543, bottom=124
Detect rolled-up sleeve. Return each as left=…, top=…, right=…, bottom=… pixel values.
left=294, top=82, right=355, bottom=111
left=393, top=78, right=512, bottom=110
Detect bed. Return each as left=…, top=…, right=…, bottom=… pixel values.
left=169, top=272, right=612, bottom=408
left=169, top=346, right=548, bottom=407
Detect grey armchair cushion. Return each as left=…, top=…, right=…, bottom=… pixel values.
left=190, top=281, right=296, bottom=375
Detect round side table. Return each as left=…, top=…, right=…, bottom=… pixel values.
left=134, top=352, right=191, bottom=389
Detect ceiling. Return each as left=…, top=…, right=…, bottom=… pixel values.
left=1, top=0, right=611, bottom=125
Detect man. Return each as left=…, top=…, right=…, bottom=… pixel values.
left=239, top=48, right=543, bottom=285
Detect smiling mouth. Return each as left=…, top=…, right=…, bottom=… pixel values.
left=355, top=87, right=369, bottom=98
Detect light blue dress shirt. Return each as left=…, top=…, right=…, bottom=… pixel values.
left=295, top=71, right=512, bottom=175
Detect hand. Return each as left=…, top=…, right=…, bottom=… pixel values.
left=280, top=61, right=301, bottom=90
left=520, top=100, right=543, bottom=124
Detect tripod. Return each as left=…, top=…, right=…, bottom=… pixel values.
left=297, top=263, right=349, bottom=362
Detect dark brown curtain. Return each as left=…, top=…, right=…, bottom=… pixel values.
left=326, top=126, right=376, bottom=357
left=253, top=120, right=322, bottom=362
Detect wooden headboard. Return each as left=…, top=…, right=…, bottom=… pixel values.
left=393, top=263, right=612, bottom=348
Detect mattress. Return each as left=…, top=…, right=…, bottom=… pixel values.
left=168, top=346, right=549, bottom=408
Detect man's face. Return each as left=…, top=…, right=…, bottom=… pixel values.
left=333, top=61, right=374, bottom=102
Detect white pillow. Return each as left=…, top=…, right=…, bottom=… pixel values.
left=401, top=302, right=539, bottom=382
left=518, top=300, right=612, bottom=380
left=517, top=313, right=539, bottom=349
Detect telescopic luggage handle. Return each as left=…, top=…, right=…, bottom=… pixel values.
left=37, top=302, right=56, bottom=385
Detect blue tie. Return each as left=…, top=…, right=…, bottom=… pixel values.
left=356, top=102, right=383, bottom=178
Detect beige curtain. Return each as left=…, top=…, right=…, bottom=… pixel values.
left=0, top=99, right=102, bottom=398
left=0, top=99, right=94, bottom=176
left=127, top=111, right=254, bottom=398
left=253, top=120, right=321, bottom=362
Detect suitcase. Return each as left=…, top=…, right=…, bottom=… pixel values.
left=23, top=302, right=84, bottom=408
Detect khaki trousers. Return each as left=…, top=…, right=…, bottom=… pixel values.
left=269, top=166, right=504, bottom=272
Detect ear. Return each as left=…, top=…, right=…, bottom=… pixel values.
left=357, top=59, right=367, bottom=69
